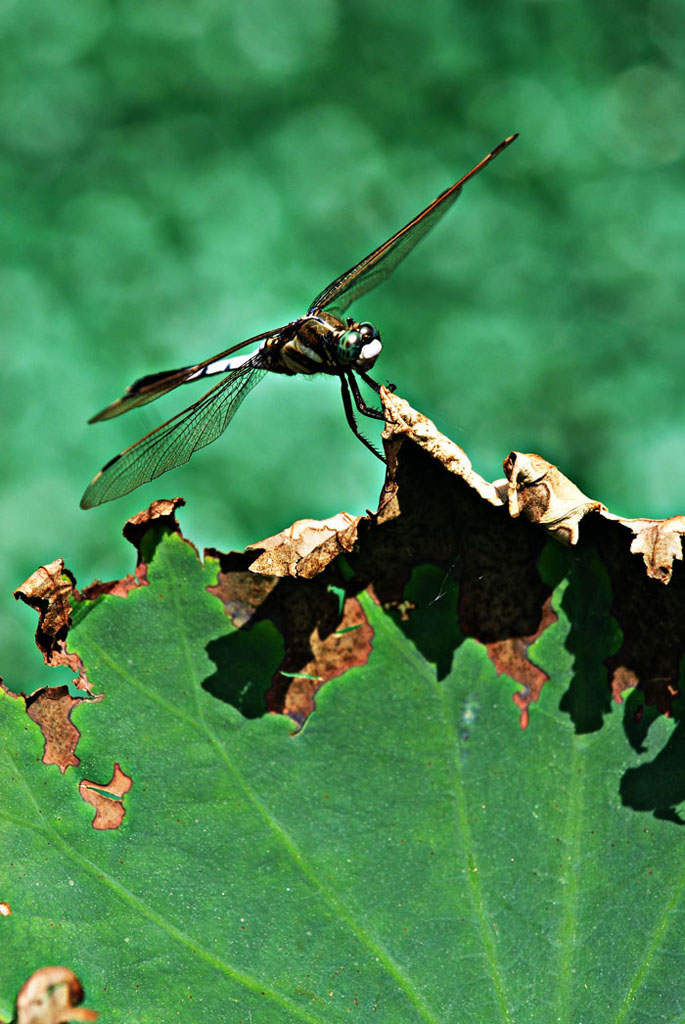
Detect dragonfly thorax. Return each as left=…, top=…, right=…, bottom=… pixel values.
left=270, top=313, right=383, bottom=377
left=336, top=320, right=382, bottom=370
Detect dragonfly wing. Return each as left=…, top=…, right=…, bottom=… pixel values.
left=80, top=359, right=267, bottom=508
left=309, top=134, right=518, bottom=317
left=89, top=326, right=284, bottom=422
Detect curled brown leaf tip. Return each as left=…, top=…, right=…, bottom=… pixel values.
left=13, top=560, right=76, bottom=666
left=503, top=451, right=604, bottom=545
left=624, top=516, right=685, bottom=584
left=122, top=496, right=186, bottom=552
left=247, top=513, right=361, bottom=579
left=15, top=966, right=97, bottom=1023
left=12, top=562, right=92, bottom=691
left=381, top=389, right=502, bottom=504
left=79, top=499, right=187, bottom=599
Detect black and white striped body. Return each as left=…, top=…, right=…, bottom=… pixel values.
left=185, top=311, right=383, bottom=383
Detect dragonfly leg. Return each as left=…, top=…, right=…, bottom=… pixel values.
left=339, top=374, right=385, bottom=462
left=347, top=370, right=385, bottom=421
left=357, top=369, right=396, bottom=396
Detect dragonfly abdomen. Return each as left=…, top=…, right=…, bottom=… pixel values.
left=186, top=351, right=254, bottom=380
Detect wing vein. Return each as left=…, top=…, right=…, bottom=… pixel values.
left=80, top=359, right=267, bottom=508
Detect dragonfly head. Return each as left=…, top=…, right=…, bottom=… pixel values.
left=338, top=321, right=382, bottom=369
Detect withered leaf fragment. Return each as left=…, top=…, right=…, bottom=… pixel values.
left=13, top=560, right=77, bottom=667
left=247, top=512, right=360, bottom=579
left=503, top=451, right=604, bottom=544
left=26, top=685, right=83, bottom=773
left=79, top=763, right=133, bottom=830
left=15, top=966, right=97, bottom=1023
left=625, top=516, right=685, bottom=584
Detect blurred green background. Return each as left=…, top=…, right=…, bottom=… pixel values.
left=3, top=0, right=685, bottom=692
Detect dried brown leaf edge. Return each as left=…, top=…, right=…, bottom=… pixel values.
left=9, top=390, right=685, bottom=744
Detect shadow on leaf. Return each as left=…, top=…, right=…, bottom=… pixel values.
left=389, top=563, right=464, bottom=681
left=620, top=697, right=685, bottom=824
left=558, top=545, right=621, bottom=734
left=202, top=621, right=282, bottom=719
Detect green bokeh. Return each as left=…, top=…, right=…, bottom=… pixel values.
left=4, top=0, right=685, bottom=689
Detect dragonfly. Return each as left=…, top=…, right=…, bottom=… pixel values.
left=80, top=133, right=517, bottom=509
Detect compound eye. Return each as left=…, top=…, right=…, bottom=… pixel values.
left=343, top=330, right=362, bottom=349
left=359, top=322, right=379, bottom=340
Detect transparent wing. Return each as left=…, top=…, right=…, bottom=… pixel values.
left=309, top=134, right=518, bottom=317
left=89, top=326, right=284, bottom=422
left=81, top=359, right=267, bottom=508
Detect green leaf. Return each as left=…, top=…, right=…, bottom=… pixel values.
left=5, top=407, right=685, bottom=1022
left=2, top=522, right=684, bottom=1022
